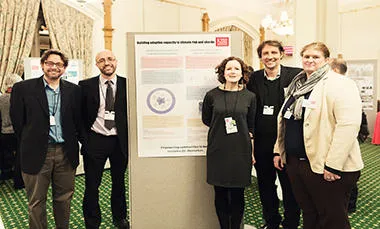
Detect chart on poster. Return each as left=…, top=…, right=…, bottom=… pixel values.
left=135, top=34, right=231, bottom=157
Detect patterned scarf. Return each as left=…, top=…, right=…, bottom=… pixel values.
left=286, top=63, right=330, bottom=120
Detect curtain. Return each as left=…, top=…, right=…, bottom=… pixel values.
left=215, top=25, right=253, bottom=67
left=0, top=0, right=40, bottom=92
left=41, top=0, right=93, bottom=78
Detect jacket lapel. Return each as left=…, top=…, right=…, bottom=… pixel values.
left=36, top=76, right=49, bottom=116
left=114, top=75, right=123, bottom=109
left=60, top=79, right=68, bottom=115
left=279, top=66, right=288, bottom=102
left=256, top=70, right=265, bottom=105
left=94, top=76, right=100, bottom=107
left=279, top=66, right=288, bottom=88
left=304, top=75, right=328, bottom=120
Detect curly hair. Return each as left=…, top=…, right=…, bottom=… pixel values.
left=215, top=56, right=250, bottom=84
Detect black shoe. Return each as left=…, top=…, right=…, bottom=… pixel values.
left=13, top=184, right=25, bottom=190
left=260, top=224, right=279, bottom=229
left=348, top=207, right=356, bottom=214
left=113, top=219, right=129, bottom=229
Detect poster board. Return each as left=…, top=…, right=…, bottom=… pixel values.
left=347, top=59, right=378, bottom=137
left=127, top=32, right=243, bottom=229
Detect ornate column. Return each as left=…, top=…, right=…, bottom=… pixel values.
left=259, top=26, right=265, bottom=69
left=202, top=12, right=210, bottom=32
left=103, top=0, right=114, bottom=50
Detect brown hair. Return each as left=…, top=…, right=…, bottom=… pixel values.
left=40, top=49, right=69, bottom=67
left=257, top=40, right=284, bottom=58
left=300, top=42, right=330, bottom=58
left=215, top=56, right=250, bottom=84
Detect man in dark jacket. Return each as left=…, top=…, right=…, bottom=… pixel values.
left=246, top=40, right=302, bottom=229
left=10, top=49, right=83, bottom=229
left=80, top=50, right=129, bottom=229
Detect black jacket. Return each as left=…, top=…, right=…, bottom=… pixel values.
left=79, top=75, right=128, bottom=156
left=10, top=76, right=82, bottom=174
left=246, top=65, right=302, bottom=135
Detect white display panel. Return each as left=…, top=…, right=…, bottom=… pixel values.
left=134, top=34, right=231, bottom=157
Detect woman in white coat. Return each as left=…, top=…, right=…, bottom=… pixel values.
left=273, top=42, right=363, bottom=229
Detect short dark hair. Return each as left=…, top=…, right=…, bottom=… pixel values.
left=40, top=49, right=69, bottom=67
left=215, top=56, right=250, bottom=84
left=330, top=58, right=347, bottom=75
left=257, top=40, right=284, bottom=58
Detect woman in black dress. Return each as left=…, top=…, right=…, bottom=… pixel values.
left=202, top=56, right=256, bottom=229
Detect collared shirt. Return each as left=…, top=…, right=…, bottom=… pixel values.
left=264, top=65, right=281, bottom=81
left=91, top=75, right=118, bottom=136
left=43, top=79, right=64, bottom=143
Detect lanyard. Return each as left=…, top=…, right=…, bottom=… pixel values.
left=223, top=84, right=239, bottom=117
left=51, top=92, right=60, bottom=116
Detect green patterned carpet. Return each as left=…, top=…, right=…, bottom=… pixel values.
left=0, top=141, right=378, bottom=228
left=0, top=171, right=129, bottom=228
left=244, top=140, right=380, bottom=229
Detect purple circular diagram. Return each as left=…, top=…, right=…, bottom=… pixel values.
left=146, top=88, right=176, bottom=114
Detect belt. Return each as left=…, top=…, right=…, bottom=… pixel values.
left=48, top=142, right=64, bottom=146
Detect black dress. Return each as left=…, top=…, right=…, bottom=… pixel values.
left=202, top=87, right=256, bottom=187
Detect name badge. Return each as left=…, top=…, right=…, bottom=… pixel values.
left=50, top=115, right=56, bottom=126
left=302, top=99, right=317, bottom=109
left=284, top=109, right=292, bottom=119
left=224, top=117, right=238, bottom=134
left=104, top=111, right=115, bottom=121
left=263, top=105, right=274, bottom=115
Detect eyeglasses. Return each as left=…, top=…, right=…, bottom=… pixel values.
left=96, top=57, right=116, bottom=64
left=44, top=61, right=65, bottom=68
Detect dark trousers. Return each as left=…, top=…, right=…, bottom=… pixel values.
left=82, top=131, right=127, bottom=228
left=0, top=133, right=23, bottom=187
left=214, top=186, right=245, bottom=229
left=0, top=133, right=16, bottom=179
left=254, top=136, right=300, bottom=229
left=348, top=183, right=358, bottom=211
left=286, top=155, right=360, bottom=229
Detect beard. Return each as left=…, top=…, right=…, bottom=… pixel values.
left=43, top=68, right=63, bottom=80
left=100, top=65, right=116, bottom=76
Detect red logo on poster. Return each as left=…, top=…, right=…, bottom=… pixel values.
left=216, top=37, right=229, bottom=46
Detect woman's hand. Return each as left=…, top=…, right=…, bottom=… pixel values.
left=323, top=169, right=341, bottom=182
left=273, top=155, right=283, bottom=170
left=250, top=132, right=255, bottom=164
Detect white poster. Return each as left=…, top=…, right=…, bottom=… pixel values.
left=135, top=34, right=232, bottom=157
left=24, top=57, right=83, bottom=84
left=347, top=60, right=377, bottom=110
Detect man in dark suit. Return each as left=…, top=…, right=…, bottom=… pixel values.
left=10, top=49, right=82, bottom=229
left=80, top=50, right=128, bottom=229
left=246, top=40, right=302, bottom=229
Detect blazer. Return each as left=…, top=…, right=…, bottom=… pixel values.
left=79, top=75, right=128, bottom=156
left=274, top=70, right=364, bottom=174
left=10, top=76, right=82, bottom=174
left=246, top=65, right=302, bottom=107
left=246, top=65, right=302, bottom=135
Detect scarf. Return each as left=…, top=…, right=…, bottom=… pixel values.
left=286, top=63, right=330, bottom=120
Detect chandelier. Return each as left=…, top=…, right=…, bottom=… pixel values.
left=261, top=11, right=294, bottom=36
